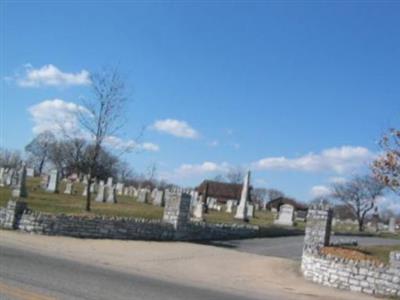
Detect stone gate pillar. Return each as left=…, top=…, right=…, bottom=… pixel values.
left=3, top=200, right=27, bottom=229
left=303, top=204, right=333, bottom=255
left=163, top=192, right=191, bottom=231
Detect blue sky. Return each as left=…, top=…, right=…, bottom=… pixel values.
left=1, top=2, right=400, bottom=206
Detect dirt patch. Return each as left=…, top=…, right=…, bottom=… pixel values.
left=321, top=247, right=382, bottom=264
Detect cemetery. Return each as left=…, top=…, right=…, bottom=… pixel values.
left=0, top=164, right=399, bottom=298
left=0, top=167, right=306, bottom=241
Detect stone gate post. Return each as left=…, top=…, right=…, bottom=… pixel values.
left=303, top=204, right=333, bottom=255
left=163, top=192, right=191, bottom=232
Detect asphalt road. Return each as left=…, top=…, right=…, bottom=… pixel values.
left=207, top=235, right=400, bottom=260
left=0, top=245, right=272, bottom=300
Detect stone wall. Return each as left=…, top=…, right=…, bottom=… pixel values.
left=302, top=251, right=400, bottom=297
left=18, top=210, right=175, bottom=240
left=301, top=204, right=400, bottom=297
left=0, top=199, right=261, bottom=241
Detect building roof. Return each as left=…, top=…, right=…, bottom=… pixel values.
left=196, top=180, right=245, bottom=202
left=266, top=197, right=308, bottom=211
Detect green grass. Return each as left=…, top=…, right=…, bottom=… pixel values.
left=0, top=177, right=163, bottom=219
left=345, top=245, right=400, bottom=264
left=204, top=208, right=306, bottom=229
left=0, top=177, right=304, bottom=228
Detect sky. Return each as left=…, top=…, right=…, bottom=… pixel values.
left=1, top=1, right=400, bottom=208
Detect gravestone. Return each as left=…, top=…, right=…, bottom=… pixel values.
left=274, top=204, right=294, bottom=226
left=64, top=181, right=73, bottom=194
left=207, top=197, right=217, bottom=210
left=226, top=200, right=237, bottom=213
left=0, top=167, right=4, bottom=186
left=123, top=187, right=129, bottom=196
left=116, top=183, right=124, bottom=196
left=95, top=180, right=105, bottom=202
left=192, top=201, right=204, bottom=221
left=151, top=189, right=158, bottom=201
left=153, top=190, right=165, bottom=206
left=6, top=169, right=14, bottom=186
left=90, top=182, right=96, bottom=193
left=11, top=164, right=28, bottom=199
left=46, top=169, right=59, bottom=193
left=235, top=170, right=250, bottom=220
left=247, top=204, right=255, bottom=218
left=389, top=217, right=396, bottom=233
left=106, top=186, right=117, bottom=203
left=82, top=183, right=88, bottom=196
left=40, top=174, right=49, bottom=189
left=137, top=189, right=149, bottom=203
left=26, top=168, right=34, bottom=177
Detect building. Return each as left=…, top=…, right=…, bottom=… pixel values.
left=266, top=197, right=308, bottom=212
left=196, top=180, right=250, bottom=204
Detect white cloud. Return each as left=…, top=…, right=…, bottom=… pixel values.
left=151, top=119, right=199, bottom=139
left=28, top=99, right=87, bottom=136
left=310, top=185, right=332, bottom=198
left=253, top=146, right=374, bottom=174
left=175, top=161, right=230, bottom=177
left=104, top=136, right=159, bottom=152
left=17, top=64, right=90, bottom=87
left=28, top=99, right=158, bottom=152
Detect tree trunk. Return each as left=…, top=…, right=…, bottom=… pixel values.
left=85, top=172, right=92, bottom=212
left=358, top=219, right=364, bottom=232
left=38, top=156, right=45, bottom=176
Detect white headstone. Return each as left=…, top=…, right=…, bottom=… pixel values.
left=153, top=190, right=165, bottom=206
left=6, top=169, right=14, bottom=186
left=64, top=181, right=73, bottom=194
left=46, top=169, right=59, bottom=193
left=106, top=185, right=117, bottom=203
left=389, top=217, right=396, bottom=233
left=247, top=204, right=255, bottom=218
left=82, top=184, right=88, bottom=196
left=26, top=168, right=34, bottom=177
left=192, top=202, right=204, bottom=221
left=235, top=170, right=250, bottom=220
left=226, top=200, right=237, bottom=213
left=274, top=204, right=294, bottom=226
left=137, top=189, right=149, bottom=203
left=116, top=183, right=124, bottom=196
left=95, top=180, right=105, bottom=202
left=0, top=168, right=5, bottom=187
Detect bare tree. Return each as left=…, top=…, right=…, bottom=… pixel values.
left=252, top=187, right=268, bottom=206
left=212, top=174, right=226, bottom=182
left=331, top=175, right=385, bottom=232
left=372, top=128, right=400, bottom=196
left=25, top=131, right=56, bottom=175
left=79, top=68, right=128, bottom=211
left=146, top=163, right=158, bottom=184
left=116, top=160, right=135, bottom=183
left=266, top=188, right=284, bottom=201
left=225, top=167, right=245, bottom=184
left=0, top=148, right=22, bottom=169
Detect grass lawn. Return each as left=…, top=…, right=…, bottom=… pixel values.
left=0, top=178, right=308, bottom=231
left=0, top=177, right=163, bottom=219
